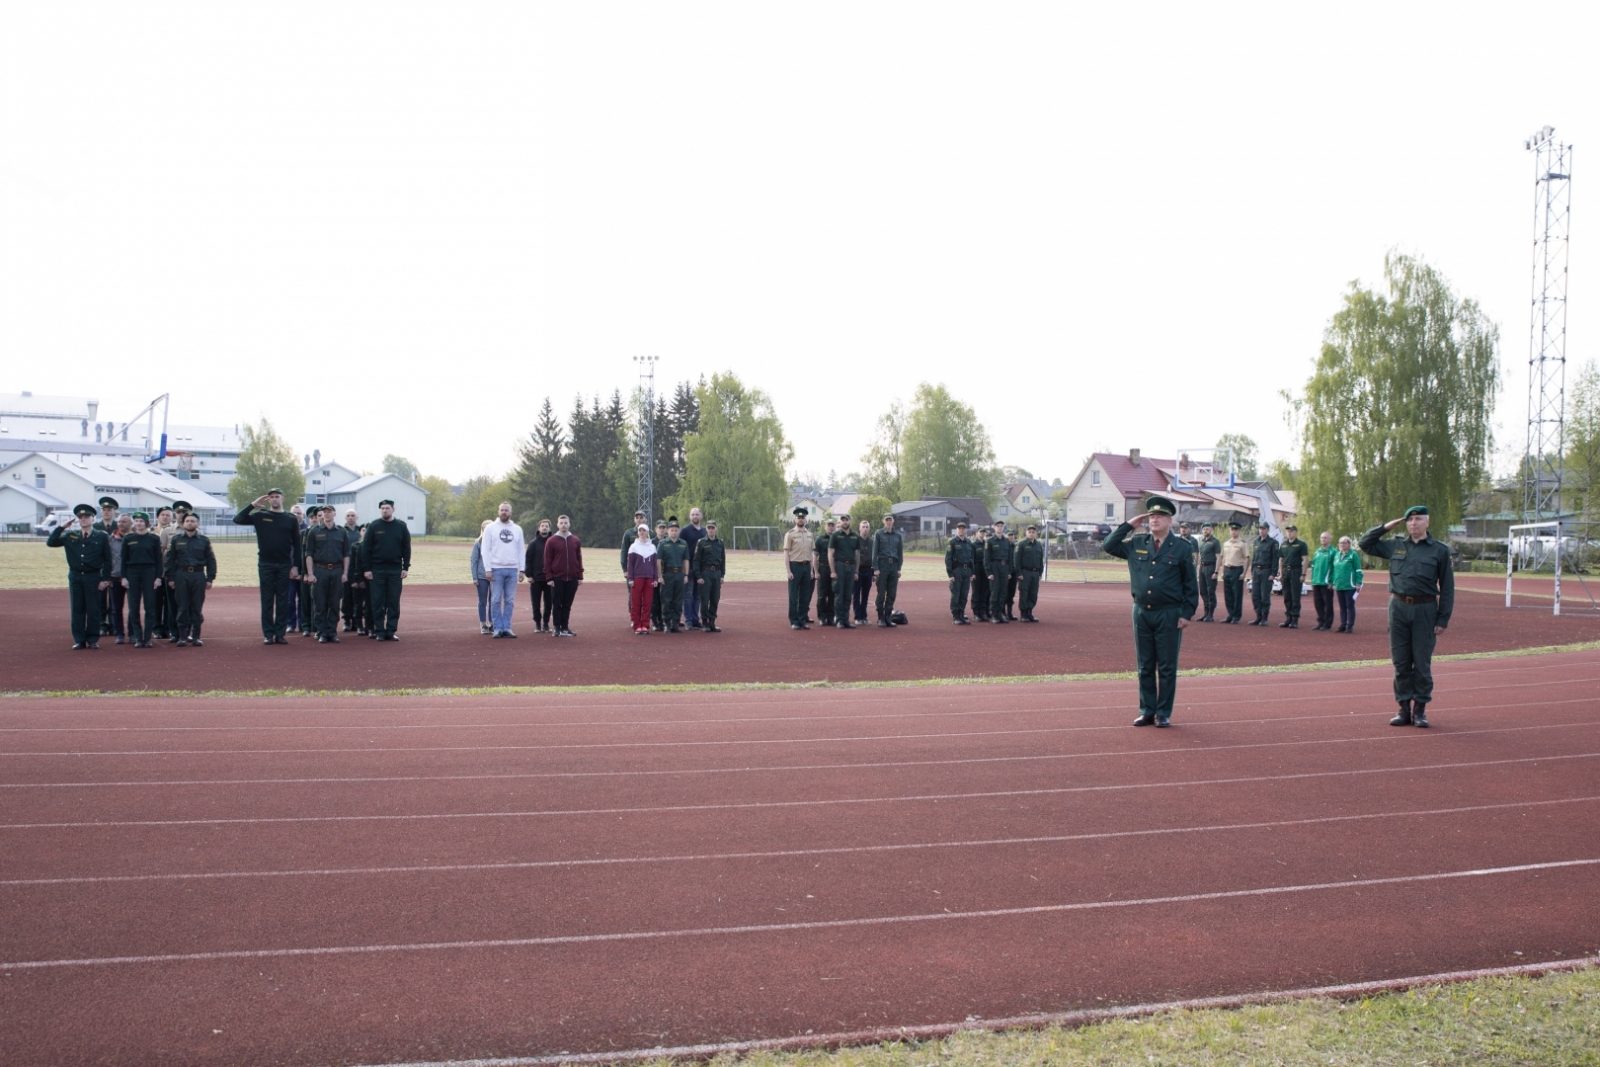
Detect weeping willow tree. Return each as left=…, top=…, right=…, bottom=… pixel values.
left=1293, top=253, right=1499, bottom=540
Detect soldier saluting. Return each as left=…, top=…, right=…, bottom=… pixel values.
left=1359, top=505, right=1454, bottom=728
left=48, top=503, right=114, bottom=649
left=233, top=488, right=302, bottom=644
left=164, top=510, right=216, bottom=646
left=1103, top=494, right=1198, bottom=727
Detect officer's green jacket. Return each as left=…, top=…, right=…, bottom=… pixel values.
left=813, top=532, right=834, bottom=572
left=47, top=524, right=113, bottom=580
left=872, top=529, right=904, bottom=573
left=692, top=536, right=726, bottom=578
left=348, top=531, right=366, bottom=578
left=361, top=517, right=412, bottom=568
left=944, top=536, right=975, bottom=574
left=1357, top=526, right=1454, bottom=627
left=1251, top=536, right=1280, bottom=572
left=165, top=531, right=218, bottom=581
left=120, top=531, right=164, bottom=570
left=1279, top=537, right=1309, bottom=574
left=1102, top=524, right=1199, bottom=619
left=829, top=529, right=862, bottom=568
left=1310, top=545, right=1336, bottom=585
left=983, top=535, right=1014, bottom=573
left=1198, top=535, right=1221, bottom=567
left=1014, top=538, right=1045, bottom=574
left=657, top=537, right=691, bottom=576
left=305, top=524, right=353, bottom=568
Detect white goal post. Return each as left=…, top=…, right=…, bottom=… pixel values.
left=731, top=526, right=773, bottom=553
left=1504, top=520, right=1600, bottom=615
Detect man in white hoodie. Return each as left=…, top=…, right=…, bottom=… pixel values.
left=482, top=502, right=526, bottom=638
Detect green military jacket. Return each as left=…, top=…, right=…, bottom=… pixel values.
left=983, top=535, right=1014, bottom=574
left=814, top=532, right=834, bottom=573
left=1279, top=537, right=1309, bottom=574
left=692, top=536, right=726, bottom=578
left=1198, top=534, right=1221, bottom=567
left=1102, top=523, right=1199, bottom=618
left=48, top=524, right=113, bottom=579
left=165, top=531, right=218, bottom=580
left=120, top=531, right=164, bottom=570
left=1251, top=536, right=1280, bottom=572
left=1310, top=545, right=1336, bottom=585
left=829, top=529, right=862, bottom=568
left=1014, top=538, right=1045, bottom=574
left=1357, top=526, right=1454, bottom=627
left=305, top=524, right=353, bottom=568
left=657, top=537, right=691, bottom=578
left=872, top=528, right=903, bottom=573
left=944, top=536, right=975, bottom=574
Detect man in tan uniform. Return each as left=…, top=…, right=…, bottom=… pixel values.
left=1218, top=521, right=1251, bottom=623
left=783, top=507, right=816, bottom=630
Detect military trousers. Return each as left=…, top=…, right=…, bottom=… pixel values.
left=875, top=566, right=901, bottom=620
left=298, top=574, right=314, bottom=633
left=1016, top=571, right=1041, bottom=618
left=1005, top=572, right=1018, bottom=616
left=1199, top=565, right=1218, bottom=616
left=948, top=569, right=972, bottom=618
left=853, top=569, right=874, bottom=621
left=698, top=570, right=723, bottom=628
left=660, top=573, right=686, bottom=629
left=786, top=562, right=813, bottom=626
left=171, top=569, right=207, bottom=638
left=971, top=572, right=990, bottom=619
left=1222, top=567, right=1245, bottom=621
left=123, top=565, right=160, bottom=642
left=1251, top=568, right=1275, bottom=621
left=1388, top=596, right=1439, bottom=705
left=1282, top=568, right=1303, bottom=621
left=833, top=566, right=856, bottom=623
left=257, top=563, right=293, bottom=640
left=369, top=564, right=404, bottom=637
left=988, top=566, right=1011, bottom=620
left=309, top=564, right=345, bottom=638
left=815, top=566, right=834, bottom=624
left=68, top=572, right=105, bottom=645
left=107, top=581, right=127, bottom=637
left=154, top=581, right=172, bottom=637
left=1132, top=605, right=1184, bottom=719
left=684, top=578, right=702, bottom=628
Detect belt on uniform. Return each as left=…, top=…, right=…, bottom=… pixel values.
left=180, top=565, right=204, bottom=572
left=77, top=568, right=103, bottom=575
left=316, top=562, right=341, bottom=569
left=1391, top=593, right=1436, bottom=605
left=701, top=566, right=722, bottom=571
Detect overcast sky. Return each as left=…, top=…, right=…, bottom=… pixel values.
left=2, top=4, right=1592, bottom=487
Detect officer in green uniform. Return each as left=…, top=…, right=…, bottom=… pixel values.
left=648, top=519, right=669, bottom=631
left=1196, top=523, right=1221, bottom=621
left=1103, top=495, right=1198, bottom=727
left=813, top=519, right=836, bottom=627
left=119, top=512, right=165, bottom=648
left=872, top=514, right=904, bottom=626
left=984, top=519, right=1014, bottom=624
left=692, top=521, right=726, bottom=632
left=303, top=506, right=353, bottom=642
left=828, top=513, right=861, bottom=628
left=657, top=518, right=691, bottom=633
left=1013, top=524, right=1045, bottom=622
left=1249, top=527, right=1281, bottom=625
left=48, top=503, right=113, bottom=649
left=970, top=527, right=992, bottom=621
left=1358, top=505, right=1455, bottom=728
left=944, top=521, right=975, bottom=624
left=1277, top=524, right=1308, bottom=628
left=94, top=496, right=119, bottom=635
left=164, top=510, right=216, bottom=646
left=234, top=488, right=303, bottom=643
left=362, top=498, right=412, bottom=641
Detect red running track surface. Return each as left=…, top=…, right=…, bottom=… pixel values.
left=2, top=579, right=1595, bottom=692
left=2, top=651, right=1598, bottom=1065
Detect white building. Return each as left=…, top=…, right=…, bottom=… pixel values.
left=0, top=482, right=68, bottom=531
left=0, top=451, right=230, bottom=525
left=326, top=473, right=429, bottom=534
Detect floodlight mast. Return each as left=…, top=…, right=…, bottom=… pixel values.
left=634, top=356, right=658, bottom=524
left=1523, top=125, right=1572, bottom=522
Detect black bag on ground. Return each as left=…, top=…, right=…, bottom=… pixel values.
left=891, top=611, right=908, bottom=626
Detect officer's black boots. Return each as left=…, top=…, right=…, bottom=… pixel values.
left=1390, top=701, right=1413, bottom=727
left=1412, top=705, right=1430, bottom=728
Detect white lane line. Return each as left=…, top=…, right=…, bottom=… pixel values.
left=4, top=752, right=1593, bottom=829
left=346, top=956, right=1600, bottom=1067
left=3, top=718, right=1594, bottom=789
left=4, top=858, right=1595, bottom=972
left=7, top=796, right=1594, bottom=888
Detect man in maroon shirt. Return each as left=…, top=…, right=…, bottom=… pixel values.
left=542, top=514, right=584, bottom=637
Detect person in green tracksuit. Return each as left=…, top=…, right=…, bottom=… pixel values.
left=48, top=503, right=114, bottom=649
left=983, top=519, right=1014, bottom=624
left=1277, top=525, right=1309, bottom=628
left=657, top=518, right=691, bottom=633
left=828, top=514, right=862, bottom=629
left=1013, top=524, right=1045, bottom=622
left=944, top=521, right=975, bottom=624
left=1309, top=531, right=1337, bottom=630
left=691, top=521, right=726, bottom=632
left=1358, top=505, right=1454, bottom=728
left=1102, top=494, right=1198, bottom=727
left=1331, top=535, right=1363, bottom=634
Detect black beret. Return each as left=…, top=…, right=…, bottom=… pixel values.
left=1404, top=505, right=1429, bottom=518
left=267, top=488, right=283, bottom=495
left=378, top=498, right=394, bottom=507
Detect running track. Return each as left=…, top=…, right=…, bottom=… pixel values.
left=2, top=651, right=1598, bottom=1065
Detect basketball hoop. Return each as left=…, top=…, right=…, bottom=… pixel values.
left=1172, top=447, right=1236, bottom=490
left=164, top=450, right=195, bottom=473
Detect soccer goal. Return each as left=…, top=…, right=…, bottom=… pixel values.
left=731, top=526, right=773, bottom=553
left=1506, top=521, right=1600, bottom=615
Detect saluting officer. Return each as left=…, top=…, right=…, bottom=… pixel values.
left=164, top=510, right=216, bottom=646
left=303, top=506, right=353, bottom=642
left=1249, top=526, right=1281, bottom=626
left=234, top=488, right=303, bottom=644
left=658, top=518, right=692, bottom=633
left=1196, top=523, right=1221, bottom=622
left=813, top=519, right=836, bottom=627
left=782, top=507, right=815, bottom=630
left=48, top=503, right=113, bottom=649
left=1013, top=524, right=1045, bottom=623
left=1359, top=505, right=1455, bottom=728
left=984, top=519, right=1014, bottom=624
left=1103, top=495, right=1198, bottom=727
left=945, top=521, right=975, bottom=624
left=872, top=513, right=904, bottom=626
left=692, top=520, right=726, bottom=632
left=1277, top=524, right=1308, bottom=628
left=119, top=512, right=165, bottom=648
left=1218, top=521, right=1249, bottom=623
left=828, top=514, right=862, bottom=629
left=362, top=498, right=412, bottom=641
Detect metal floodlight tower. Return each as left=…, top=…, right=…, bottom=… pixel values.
left=1523, top=125, right=1573, bottom=522
left=633, top=355, right=659, bottom=523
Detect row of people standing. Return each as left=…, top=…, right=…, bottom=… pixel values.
left=468, top=509, right=585, bottom=638
left=941, top=519, right=1045, bottom=624
left=780, top=508, right=908, bottom=629
left=1185, top=521, right=1364, bottom=630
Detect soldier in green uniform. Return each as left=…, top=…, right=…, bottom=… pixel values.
left=984, top=519, right=1014, bottom=624
left=1196, top=523, right=1221, bottom=621
left=872, top=513, right=903, bottom=626
left=970, top=527, right=992, bottom=621
left=164, top=510, right=216, bottom=646
left=813, top=519, right=837, bottom=627
left=303, top=506, right=354, bottom=642
left=1277, top=524, right=1308, bottom=628
left=119, top=512, right=165, bottom=648
left=692, top=520, right=726, bottom=632
left=1249, top=527, right=1281, bottom=626
left=944, top=520, right=975, bottom=624
left=234, top=489, right=303, bottom=644
left=649, top=519, right=669, bottom=631
left=94, top=496, right=119, bottom=635
left=1359, top=505, right=1455, bottom=728
left=48, top=503, right=114, bottom=649
left=361, top=498, right=412, bottom=641
left=657, top=518, right=691, bottom=633
left=1103, top=495, right=1198, bottom=727
left=1003, top=530, right=1021, bottom=621
left=1013, top=524, right=1045, bottom=622
left=828, top=513, right=861, bottom=629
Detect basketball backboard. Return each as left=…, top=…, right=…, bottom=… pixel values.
left=1172, top=447, right=1236, bottom=490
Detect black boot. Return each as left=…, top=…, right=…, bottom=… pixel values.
left=1412, top=704, right=1430, bottom=728
left=1390, top=700, right=1412, bottom=727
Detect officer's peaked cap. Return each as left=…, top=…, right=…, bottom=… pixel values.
left=793, top=507, right=808, bottom=517
left=1229, top=521, right=1242, bottom=529
left=98, top=496, right=118, bottom=509
left=1145, top=494, right=1177, bottom=516
left=74, top=503, right=96, bottom=517
left=173, top=500, right=192, bottom=512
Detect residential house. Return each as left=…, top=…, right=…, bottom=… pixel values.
left=1061, top=449, right=1295, bottom=532
left=992, top=479, right=1053, bottom=523
left=325, top=473, right=429, bottom=534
